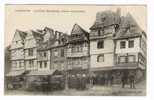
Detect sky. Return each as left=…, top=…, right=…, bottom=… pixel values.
left=5, top=5, right=147, bottom=47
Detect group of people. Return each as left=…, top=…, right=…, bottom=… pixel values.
left=92, top=74, right=114, bottom=86
left=121, top=73, right=136, bottom=89
left=91, top=72, right=136, bottom=89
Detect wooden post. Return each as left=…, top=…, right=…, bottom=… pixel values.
left=65, top=47, right=69, bottom=90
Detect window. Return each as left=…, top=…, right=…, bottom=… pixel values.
left=16, top=41, right=18, bottom=44
left=12, top=61, right=17, bottom=68
left=19, top=61, right=22, bottom=68
left=54, top=50, right=58, bottom=57
left=61, top=49, right=64, bottom=57
left=40, top=62, right=42, bottom=68
left=120, top=41, right=126, bottom=49
left=119, top=56, right=126, bottom=63
left=77, top=46, right=82, bottom=52
left=101, top=17, right=106, bottom=22
left=28, top=48, right=33, bottom=56
left=128, top=55, right=135, bottom=62
left=97, top=40, right=104, bottom=49
left=128, top=40, right=134, bottom=48
left=71, top=45, right=83, bottom=53
left=43, top=52, right=46, bottom=57
left=97, top=54, right=104, bottom=62
left=31, top=61, right=34, bottom=67
left=72, top=46, right=75, bottom=53
left=55, top=41, right=58, bottom=46
left=44, top=62, right=47, bottom=68
left=29, top=60, right=34, bottom=67
left=98, top=30, right=101, bottom=36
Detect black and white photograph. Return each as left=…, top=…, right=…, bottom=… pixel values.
left=4, top=4, right=147, bottom=96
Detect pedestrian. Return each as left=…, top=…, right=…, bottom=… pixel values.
left=101, top=76, right=105, bottom=85
left=104, top=74, right=108, bottom=86
left=129, top=74, right=135, bottom=89
left=121, top=74, right=127, bottom=88
left=110, top=75, right=114, bottom=86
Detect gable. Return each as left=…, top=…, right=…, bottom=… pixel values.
left=12, top=31, right=22, bottom=42
left=11, top=30, right=24, bottom=49
left=71, top=24, right=83, bottom=34
left=24, top=31, right=37, bottom=48
left=25, top=31, right=33, bottom=40
left=44, top=28, right=54, bottom=42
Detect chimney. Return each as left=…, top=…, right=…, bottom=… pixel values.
left=116, top=8, right=121, bottom=16
left=55, top=31, right=58, bottom=39
left=57, top=31, right=60, bottom=39
left=59, top=32, right=61, bottom=38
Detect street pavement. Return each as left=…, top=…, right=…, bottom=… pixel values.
left=5, top=80, right=146, bottom=96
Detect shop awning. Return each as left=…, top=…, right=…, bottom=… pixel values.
left=112, top=66, right=138, bottom=70
left=6, top=70, right=25, bottom=77
left=90, top=63, right=138, bottom=72
left=90, top=67, right=113, bottom=72
left=113, top=63, right=138, bottom=70
left=27, top=70, right=56, bottom=76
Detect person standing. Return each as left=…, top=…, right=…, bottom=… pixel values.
left=121, top=74, right=127, bottom=88
left=110, top=75, right=114, bottom=86
left=129, top=74, right=135, bottom=89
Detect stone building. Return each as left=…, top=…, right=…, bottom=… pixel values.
left=114, top=13, right=147, bottom=83
left=6, top=9, right=146, bottom=89
left=89, top=9, right=121, bottom=84
left=89, top=9, right=146, bottom=84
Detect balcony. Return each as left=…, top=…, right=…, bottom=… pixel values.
left=114, top=62, right=138, bottom=70
left=90, top=33, right=113, bottom=40
left=67, top=51, right=88, bottom=58
left=37, top=56, right=48, bottom=61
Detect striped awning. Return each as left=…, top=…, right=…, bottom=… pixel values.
left=6, top=70, right=25, bottom=77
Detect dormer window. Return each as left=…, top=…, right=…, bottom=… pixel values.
left=101, top=17, right=106, bottom=22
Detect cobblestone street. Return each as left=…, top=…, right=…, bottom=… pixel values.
left=5, top=80, right=146, bottom=96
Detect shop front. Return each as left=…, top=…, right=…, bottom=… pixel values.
left=6, top=70, right=27, bottom=90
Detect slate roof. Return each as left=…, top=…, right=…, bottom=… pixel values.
left=90, top=9, right=145, bottom=39
left=31, top=30, right=44, bottom=40
left=43, top=27, right=54, bottom=36
left=90, top=10, right=121, bottom=30
left=115, top=13, right=143, bottom=39
left=37, top=30, right=69, bottom=51
left=37, top=41, right=48, bottom=51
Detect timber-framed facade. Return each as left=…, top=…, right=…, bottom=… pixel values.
left=6, top=8, right=147, bottom=90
